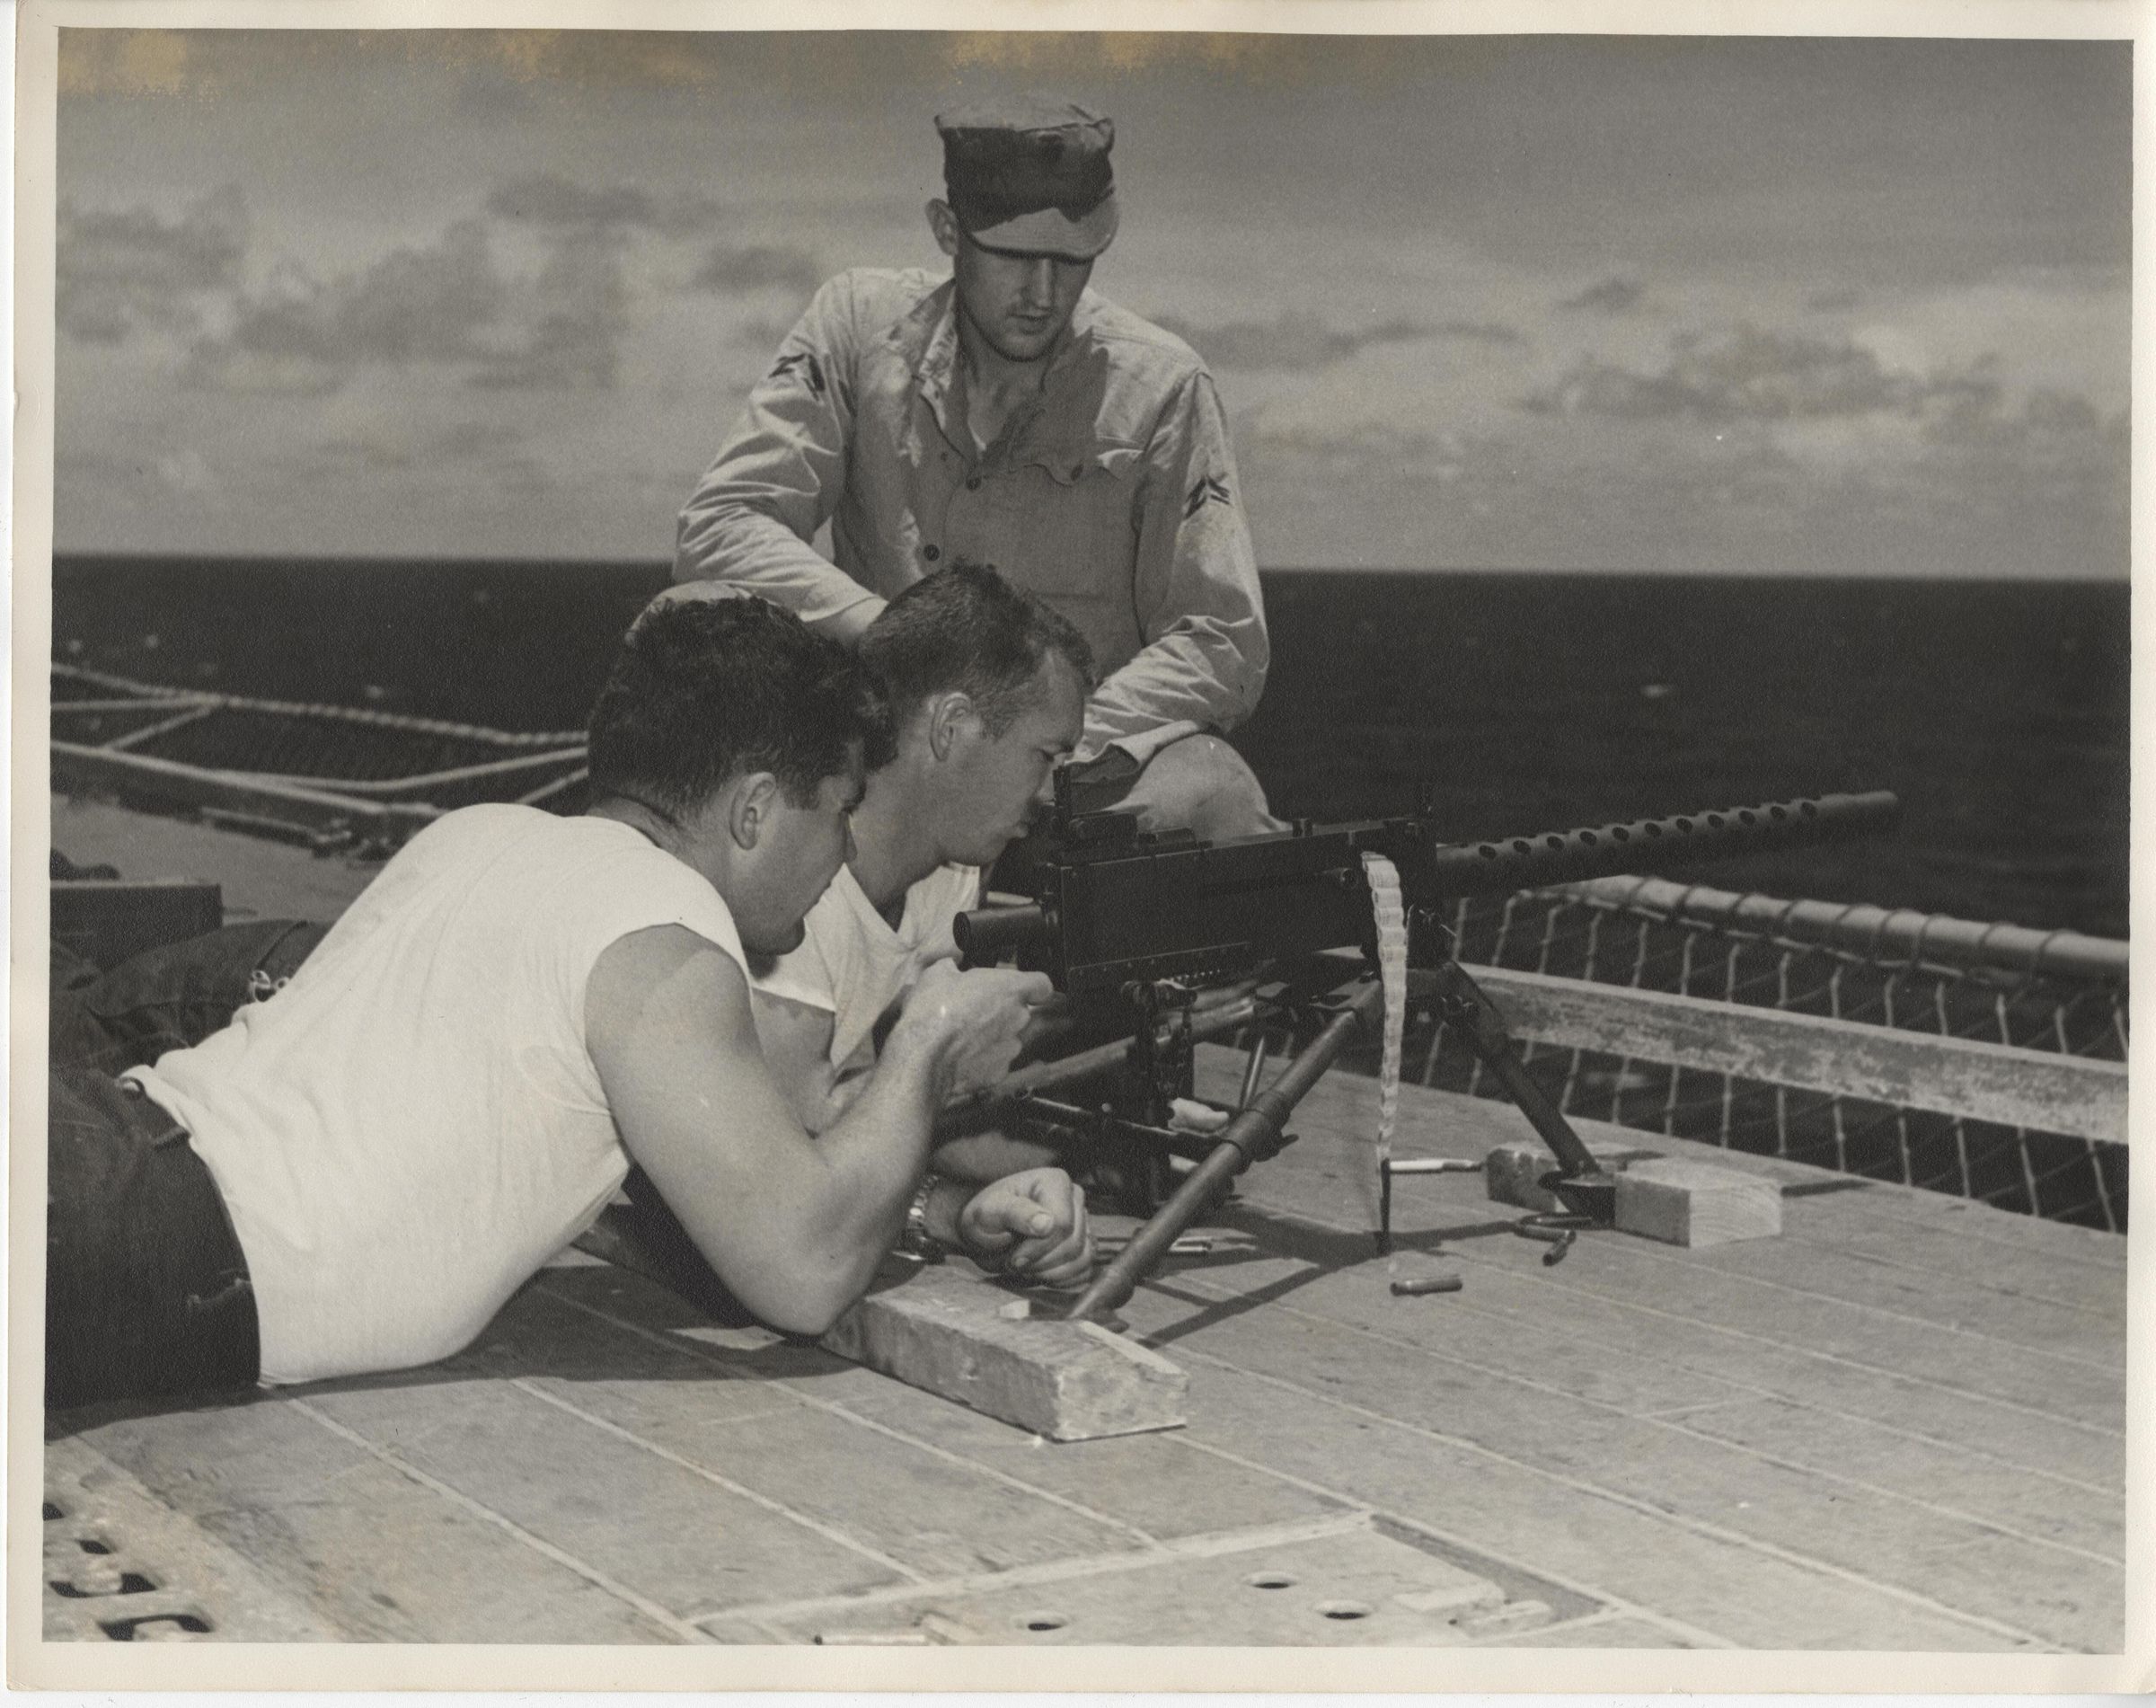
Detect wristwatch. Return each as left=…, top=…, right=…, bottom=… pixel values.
left=898, top=1177, right=946, bottom=1263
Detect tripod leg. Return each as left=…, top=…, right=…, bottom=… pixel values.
left=1429, top=959, right=1616, bottom=1222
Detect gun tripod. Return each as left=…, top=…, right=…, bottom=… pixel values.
left=1001, top=941, right=1626, bottom=1326
left=1380, top=956, right=1618, bottom=1266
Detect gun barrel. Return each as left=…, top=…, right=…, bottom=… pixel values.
left=1423, top=790, right=1899, bottom=897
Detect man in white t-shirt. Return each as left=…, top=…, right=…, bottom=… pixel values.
left=47, top=597, right=1090, bottom=1412
left=750, top=562, right=1090, bottom=1144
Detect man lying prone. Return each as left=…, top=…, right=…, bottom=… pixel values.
left=46, top=597, right=1086, bottom=1412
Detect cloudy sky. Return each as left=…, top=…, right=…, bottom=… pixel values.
left=50, top=28, right=2129, bottom=576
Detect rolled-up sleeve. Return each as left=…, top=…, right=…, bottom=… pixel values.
left=1082, top=370, right=1269, bottom=763
left=674, top=274, right=888, bottom=630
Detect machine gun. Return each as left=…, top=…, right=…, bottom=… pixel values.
left=954, top=783, right=1900, bottom=1325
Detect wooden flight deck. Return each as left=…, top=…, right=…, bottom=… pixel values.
left=40, top=798, right=2127, bottom=1651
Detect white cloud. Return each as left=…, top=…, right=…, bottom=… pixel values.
left=57, top=184, right=249, bottom=344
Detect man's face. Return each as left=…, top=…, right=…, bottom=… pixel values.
left=950, top=232, right=1093, bottom=366
left=738, top=756, right=865, bottom=957
left=937, top=657, right=1085, bottom=868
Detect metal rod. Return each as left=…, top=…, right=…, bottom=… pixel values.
left=1555, top=874, right=2126, bottom=983
left=1064, top=981, right=1384, bottom=1323
left=950, top=995, right=1263, bottom=1115
left=252, top=747, right=588, bottom=797
left=52, top=740, right=442, bottom=834
left=517, top=766, right=589, bottom=808
left=1433, top=960, right=1605, bottom=1181
left=1471, top=1031, right=1604, bottom=1181
left=1236, top=1032, right=1272, bottom=1111
left=103, top=703, right=219, bottom=753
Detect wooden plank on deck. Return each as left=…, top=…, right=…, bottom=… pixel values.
left=296, top=1358, right=908, bottom=1621
left=1111, top=1277, right=2118, bottom=1651
left=1163, top=1358, right=2028, bottom=1650
left=493, top=1284, right=1154, bottom=1580
left=57, top=1398, right=676, bottom=1642
left=1473, top=965, right=2128, bottom=1144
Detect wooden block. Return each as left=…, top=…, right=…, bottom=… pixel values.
left=818, top=1261, right=1188, bottom=1442
left=1613, top=1158, right=1783, bottom=1248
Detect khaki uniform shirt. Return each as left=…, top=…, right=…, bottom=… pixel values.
left=675, top=269, right=1268, bottom=764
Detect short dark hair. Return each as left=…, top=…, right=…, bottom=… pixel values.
left=588, top=597, right=889, bottom=819
left=859, top=561, right=1095, bottom=738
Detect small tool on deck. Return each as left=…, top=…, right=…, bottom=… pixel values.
left=1375, top=1155, right=1485, bottom=1255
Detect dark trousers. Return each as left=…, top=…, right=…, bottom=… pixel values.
left=47, top=921, right=327, bottom=1411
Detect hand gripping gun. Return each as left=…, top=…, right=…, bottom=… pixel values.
left=953, top=783, right=1900, bottom=1325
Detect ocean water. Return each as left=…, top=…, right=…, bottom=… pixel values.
left=50, top=558, right=2130, bottom=939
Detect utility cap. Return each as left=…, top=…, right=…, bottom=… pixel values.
left=935, top=96, right=1119, bottom=261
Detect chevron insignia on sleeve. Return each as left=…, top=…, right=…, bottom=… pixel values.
left=1184, top=475, right=1232, bottom=518
left=771, top=350, right=826, bottom=399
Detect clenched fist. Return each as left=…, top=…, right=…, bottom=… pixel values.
left=958, top=1168, right=1093, bottom=1288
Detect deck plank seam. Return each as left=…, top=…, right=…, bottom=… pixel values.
left=1151, top=1273, right=2125, bottom=1571
left=1763, top=1231, right=2128, bottom=1322
left=507, top=1377, right=929, bottom=1587
left=1269, top=1080, right=2128, bottom=1271
left=1251, top=1173, right=2125, bottom=1378
left=286, top=1397, right=713, bottom=1643
left=690, top=1511, right=1376, bottom=1630
left=1171, top=1436, right=1741, bottom=1650
left=1165, top=1261, right=2122, bottom=1500
left=1235, top=1185, right=2126, bottom=1439
left=1168, top=1345, right=2064, bottom=1650
left=1768, top=1183, right=2127, bottom=1271
left=534, top=1279, right=1167, bottom=1549
left=1665, top=1253, right=2125, bottom=1375
left=1465, top=1607, right=1679, bottom=1647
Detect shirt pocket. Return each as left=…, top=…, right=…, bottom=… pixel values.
left=994, top=441, right=1144, bottom=598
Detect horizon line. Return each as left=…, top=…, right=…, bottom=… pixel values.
left=41, top=553, right=2132, bottom=586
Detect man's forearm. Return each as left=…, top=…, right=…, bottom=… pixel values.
left=673, top=500, right=889, bottom=633
left=1079, top=624, right=1266, bottom=762
left=795, top=1025, right=955, bottom=1296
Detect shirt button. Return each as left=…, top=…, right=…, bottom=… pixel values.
left=966, top=476, right=982, bottom=491
left=923, top=545, right=941, bottom=562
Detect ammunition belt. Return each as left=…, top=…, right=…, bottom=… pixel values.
left=1360, top=853, right=1406, bottom=1167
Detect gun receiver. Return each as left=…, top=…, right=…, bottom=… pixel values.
left=956, top=791, right=1901, bottom=992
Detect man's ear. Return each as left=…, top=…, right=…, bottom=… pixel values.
left=926, top=690, right=975, bottom=763
left=729, top=772, right=783, bottom=851
left=926, top=199, right=960, bottom=260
